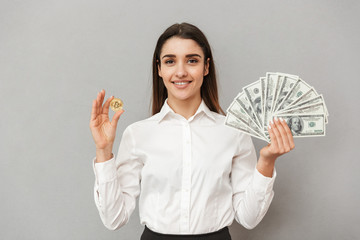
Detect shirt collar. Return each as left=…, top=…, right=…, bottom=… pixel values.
left=156, top=99, right=216, bottom=123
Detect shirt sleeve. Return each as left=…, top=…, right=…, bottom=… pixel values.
left=93, top=126, right=143, bottom=230
left=231, top=133, right=276, bottom=229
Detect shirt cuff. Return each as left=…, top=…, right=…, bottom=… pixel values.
left=93, top=156, right=117, bottom=183
left=251, top=168, right=276, bottom=195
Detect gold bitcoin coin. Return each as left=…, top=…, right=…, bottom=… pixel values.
left=110, top=98, right=123, bottom=112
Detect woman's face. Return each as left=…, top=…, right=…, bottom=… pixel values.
left=158, top=37, right=209, bottom=104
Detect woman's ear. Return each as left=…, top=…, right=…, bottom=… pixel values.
left=204, top=58, right=210, bottom=76
left=157, top=60, right=162, bottom=77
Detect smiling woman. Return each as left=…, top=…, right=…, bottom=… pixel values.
left=89, top=22, right=295, bottom=240
left=151, top=23, right=223, bottom=117
left=157, top=37, right=209, bottom=119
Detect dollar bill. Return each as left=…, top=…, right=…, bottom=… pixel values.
left=277, top=94, right=323, bottom=112
left=277, top=78, right=312, bottom=112
left=235, top=92, right=262, bottom=129
left=227, top=100, right=269, bottom=140
left=276, top=102, right=325, bottom=115
left=262, top=72, right=279, bottom=131
left=273, top=75, right=299, bottom=112
left=273, top=72, right=299, bottom=107
left=225, top=113, right=270, bottom=142
left=276, top=72, right=299, bottom=78
left=275, top=114, right=326, bottom=137
left=243, top=79, right=263, bottom=128
left=260, top=77, right=267, bottom=124
left=272, top=75, right=284, bottom=113
left=284, top=87, right=319, bottom=110
left=276, top=92, right=329, bottom=123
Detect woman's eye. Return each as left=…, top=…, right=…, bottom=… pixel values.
left=165, top=59, right=174, bottom=64
left=188, top=59, right=198, bottom=64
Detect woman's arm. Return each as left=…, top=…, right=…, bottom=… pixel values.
left=90, top=90, right=141, bottom=230
left=93, top=126, right=142, bottom=230
left=231, top=117, right=295, bottom=229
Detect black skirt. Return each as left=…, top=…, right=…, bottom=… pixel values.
left=140, top=226, right=232, bottom=240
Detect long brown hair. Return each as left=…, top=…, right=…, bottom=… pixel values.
left=151, top=22, right=224, bottom=115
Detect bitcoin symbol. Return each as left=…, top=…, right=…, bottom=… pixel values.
left=110, top=98, right=123, bottom=112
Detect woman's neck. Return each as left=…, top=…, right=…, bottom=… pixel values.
left=167, top=96, right=202, bottom=120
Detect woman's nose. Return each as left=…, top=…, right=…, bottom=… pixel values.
left=175, top=63, right=188, bottom=78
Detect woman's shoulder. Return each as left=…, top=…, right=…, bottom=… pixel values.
left=210, top=111, right=226, bottom=121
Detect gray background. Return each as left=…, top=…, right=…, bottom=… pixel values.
left=1, top=0, right=359, bottom=239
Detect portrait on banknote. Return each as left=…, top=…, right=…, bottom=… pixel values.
left=287, top=116, right=303, bottom=136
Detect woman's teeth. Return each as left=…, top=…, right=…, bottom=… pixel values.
left=174, top=81, right=190, bottom=85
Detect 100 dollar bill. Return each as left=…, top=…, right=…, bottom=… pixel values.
left=225, top=113, right=270, bottom=142
left=227, top=99, right=266, bottom=137
left=275, top=114, right=326, bottom=137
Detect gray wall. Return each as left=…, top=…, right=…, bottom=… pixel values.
left=1, top=0, right=359, bottom=239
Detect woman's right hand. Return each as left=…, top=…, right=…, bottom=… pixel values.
left=89, top=89, right=124, bottom=162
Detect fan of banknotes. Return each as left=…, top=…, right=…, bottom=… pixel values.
left=225, top=72, right=329, bottom=142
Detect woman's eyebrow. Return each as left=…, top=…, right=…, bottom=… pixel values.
left=161, top=54, right=202, bottom=59
left=186, top=54, right=202, bottom=58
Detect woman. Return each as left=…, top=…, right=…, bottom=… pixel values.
left=90, top=23, right=294, bottom=240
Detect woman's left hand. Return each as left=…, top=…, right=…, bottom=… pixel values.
left=257, top=117, right=295, bottom=177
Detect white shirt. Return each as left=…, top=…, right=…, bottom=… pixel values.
left=93, top=100, right=276, bottom=234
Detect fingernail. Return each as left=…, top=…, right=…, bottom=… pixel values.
left=268, top=125, right=271, bottom=130
left=270, top=119, right=274, bottom=125
left=274, top=116, right=278, bottom=121
left=280, top=117, right=284, bottom=122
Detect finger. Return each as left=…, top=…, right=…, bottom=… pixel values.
left=111, top=109, right=124, bottom=127
left=270, top=118, right=284, bottom=152
left=96, top=91, right=102, bottom=115
left=274, top=117, right=291, bottom=152
left=279, top=117, right=295, bottom=150
left=102, top=95, right=114, bottom=115
left=99, top=89, right=105, bottom=108
left=268, top=120, right=279, bottom=149
left=90, top=99, right=98, bottom=121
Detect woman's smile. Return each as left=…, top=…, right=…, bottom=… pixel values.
left=172, top=80, right=193, bottom=88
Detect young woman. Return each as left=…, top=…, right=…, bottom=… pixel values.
left=90, top=23, right=295, bottom=240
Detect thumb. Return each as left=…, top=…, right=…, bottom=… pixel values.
left=111, top=109, right=124, bottom=128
